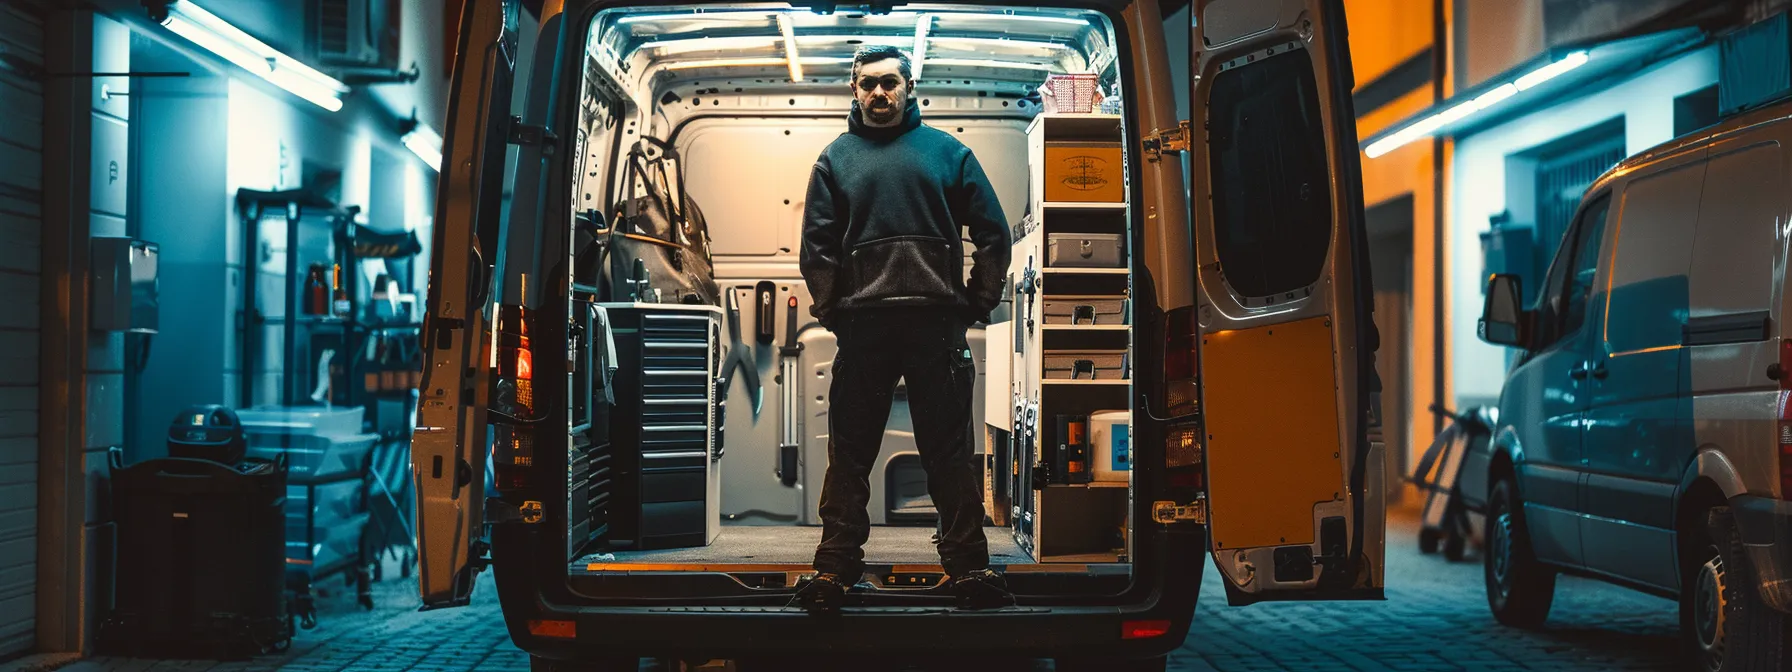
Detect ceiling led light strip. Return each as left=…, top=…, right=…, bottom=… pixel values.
left=163, top=1, right=349, bottom=112
left=1364, top=51, right=1587, bottom=159
left=778, top=14, right=803, bottom=82
left=665, top=57, right=853, bottom=70
left=913, top=14, right=932, bottom=81
left=404, top=124, right=444, bottom=172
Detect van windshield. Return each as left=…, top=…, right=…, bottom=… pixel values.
left=549, top=3, right=1139, bottom=600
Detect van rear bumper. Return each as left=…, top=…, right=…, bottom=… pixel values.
left=495, top=527, right=1207, bottom=662
left=1733, top=495, right=1792, bottom=613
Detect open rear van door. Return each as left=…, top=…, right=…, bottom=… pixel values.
left=1190, top=0, right=1385, bottom=604
left=412, top=0, right=518, bottom=609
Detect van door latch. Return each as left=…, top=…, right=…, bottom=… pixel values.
left=1142, top=121, right=1191, bottom=163
left=507, top=116, right=558, bottom=152
left=1152, top=499, right=1206, bottom=525
left=486, top=498, right=545, bottom=525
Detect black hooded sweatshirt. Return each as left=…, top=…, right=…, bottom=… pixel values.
left=800, top=101, right=1011, bottom=328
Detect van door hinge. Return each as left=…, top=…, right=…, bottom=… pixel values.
left=507, top=116, right=558, bottom=152
left=1142, top=121, right=1191, bottom=163
left=1152, top=499, right=1206, bottom=525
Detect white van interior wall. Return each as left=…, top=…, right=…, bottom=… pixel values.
left=650, top=93, right=1032, bottom=523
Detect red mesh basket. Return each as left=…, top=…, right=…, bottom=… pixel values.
left=1043, top=74, right=1100, bottom=114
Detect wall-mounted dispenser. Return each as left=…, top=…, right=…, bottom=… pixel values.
left=92, top=236, right=159, bottom=333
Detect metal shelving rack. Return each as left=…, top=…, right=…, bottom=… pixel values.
left=1006, top=114, right=1134, bottom=564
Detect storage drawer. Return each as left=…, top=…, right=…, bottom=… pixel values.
left=1047, top=233, right=1124, bottom=268
left=1043, top=351, right=1127, bottom=380
left=641, top=469, right=706, bottom=504
left=1043, top=296, right=1128, bottom=325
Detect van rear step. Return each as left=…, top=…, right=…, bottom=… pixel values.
left=567, top=563, right=1131, bottom=599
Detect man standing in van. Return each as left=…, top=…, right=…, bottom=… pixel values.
left=797, top=45, right=1014, bottom=614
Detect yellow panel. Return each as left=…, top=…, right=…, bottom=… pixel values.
left=1203, top=316, right=1343, bottom=550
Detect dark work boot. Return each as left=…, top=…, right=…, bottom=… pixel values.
left=791, top=573, right=850, bottom=615
left=949, top=568, right=1015, bottom=610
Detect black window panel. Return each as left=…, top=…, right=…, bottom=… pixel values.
left=1206, top=50, right=1333, bottom=299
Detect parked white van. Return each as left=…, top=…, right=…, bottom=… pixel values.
left=1476, top=100, right=1792, bottom=670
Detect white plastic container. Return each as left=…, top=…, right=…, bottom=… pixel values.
left=1090, top=410, right=1130, bottom=482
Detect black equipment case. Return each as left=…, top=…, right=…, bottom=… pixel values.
left=101, top=408, right=292, bottom=658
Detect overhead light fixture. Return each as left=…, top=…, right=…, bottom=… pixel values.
left=1364, top=51, right=1588, bottom=159
left=912, top=14, right=932, bottom=81
left=929, top=12, right=1090, bottom=26
left=162, top=1, right=348, bottom=112
left=665, top=57, right=853, bottom=71
left=924, top=58, right=1056, bottom=71
left=640, top=35, right=782, bottom=54
left=403, top=121, right=443, bottom=173
left=931, top=36, right=1073, bottom=51
left=778, top=14, right=803, bottom=82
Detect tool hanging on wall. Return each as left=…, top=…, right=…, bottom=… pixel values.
left=777, top=294, right=804, bottom=487
left=718, top=289, right=762, bottom=416
left=754, top=281, right=777, bottom=344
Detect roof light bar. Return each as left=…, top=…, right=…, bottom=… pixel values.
left=778, top=14, right=803, bottom=82
left=162, top=1, right=348, bottom=112
left=1364, top=51, right=1587, bottom=159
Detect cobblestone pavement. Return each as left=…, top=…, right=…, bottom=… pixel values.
left=9, top=509, right=1686, bottom=672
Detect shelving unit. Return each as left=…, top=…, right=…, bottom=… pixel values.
left=1001, top=113, right=1133, bottom=564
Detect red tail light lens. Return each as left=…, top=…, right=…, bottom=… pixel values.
left=1121, top=619, right=1172, bottom=639
left=1164, top=307, right=1200, bottom=418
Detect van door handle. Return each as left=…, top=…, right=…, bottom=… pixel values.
left=1570, top=363, right=1589, bottom=380
left=1590, top=364, right=1608, bottom=380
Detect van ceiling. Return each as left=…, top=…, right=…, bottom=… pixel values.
left=593, top=4, right=1113, bottom=87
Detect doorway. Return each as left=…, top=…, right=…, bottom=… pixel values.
left=1366, top=195, right=1413, bottom=503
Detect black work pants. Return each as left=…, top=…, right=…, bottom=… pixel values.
left=812, top=308, right=990, bottom=580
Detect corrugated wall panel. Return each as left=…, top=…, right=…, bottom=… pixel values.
left=0, top=1, right=42, bottom=659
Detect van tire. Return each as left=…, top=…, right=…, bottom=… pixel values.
left=1682, top=507, right=1787, bottom=672
left=1055, top=654, right=1166, bottom=671
left=1484, top=477, right=1555, bottom=628
left=529, top=655, right=638, bottom=672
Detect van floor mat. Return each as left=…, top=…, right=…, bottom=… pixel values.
left=585, top=525, right=1029, bottom=565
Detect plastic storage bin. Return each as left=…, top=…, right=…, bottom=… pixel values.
left=236, top=405, right=364, bottom=437
left=105, top=453, right=291, bottom=656
left=245, top=432, right=377, bottom=482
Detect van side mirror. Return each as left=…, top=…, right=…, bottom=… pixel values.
left=1479, top=274, right=1527, bottom=347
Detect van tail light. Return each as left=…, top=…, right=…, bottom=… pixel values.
left=493, top=305, right=536, bottom=493
left=1121, top=619, right=1171, bottom=639
left=1778, top=339, right=1792, bottom=499
left=1163, top=306, right=1200, bottom=418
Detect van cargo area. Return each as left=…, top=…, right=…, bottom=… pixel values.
left=543, top=4, right=1140, bottom=594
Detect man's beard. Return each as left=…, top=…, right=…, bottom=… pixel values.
left=866, top=96, right=904, bottom=124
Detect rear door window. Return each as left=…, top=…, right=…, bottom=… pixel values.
left=1205, top=47, right=1332, bottom=300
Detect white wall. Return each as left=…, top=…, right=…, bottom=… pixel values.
left=1449, top=46, right=1718, bottom=406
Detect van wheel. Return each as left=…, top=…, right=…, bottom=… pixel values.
left=529, top=655, right=639, bottom=672
left=1683, top=507, right=1787, bottom=672
left=1055, top=654, right=1165, bottom=671
left=1484, top=477, right=1555, bottom=628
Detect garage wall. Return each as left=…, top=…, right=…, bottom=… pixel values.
left=0, top=0, right=44, bottom=659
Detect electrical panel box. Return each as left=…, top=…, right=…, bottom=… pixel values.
left=92, top=236, right=159, bottom=333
